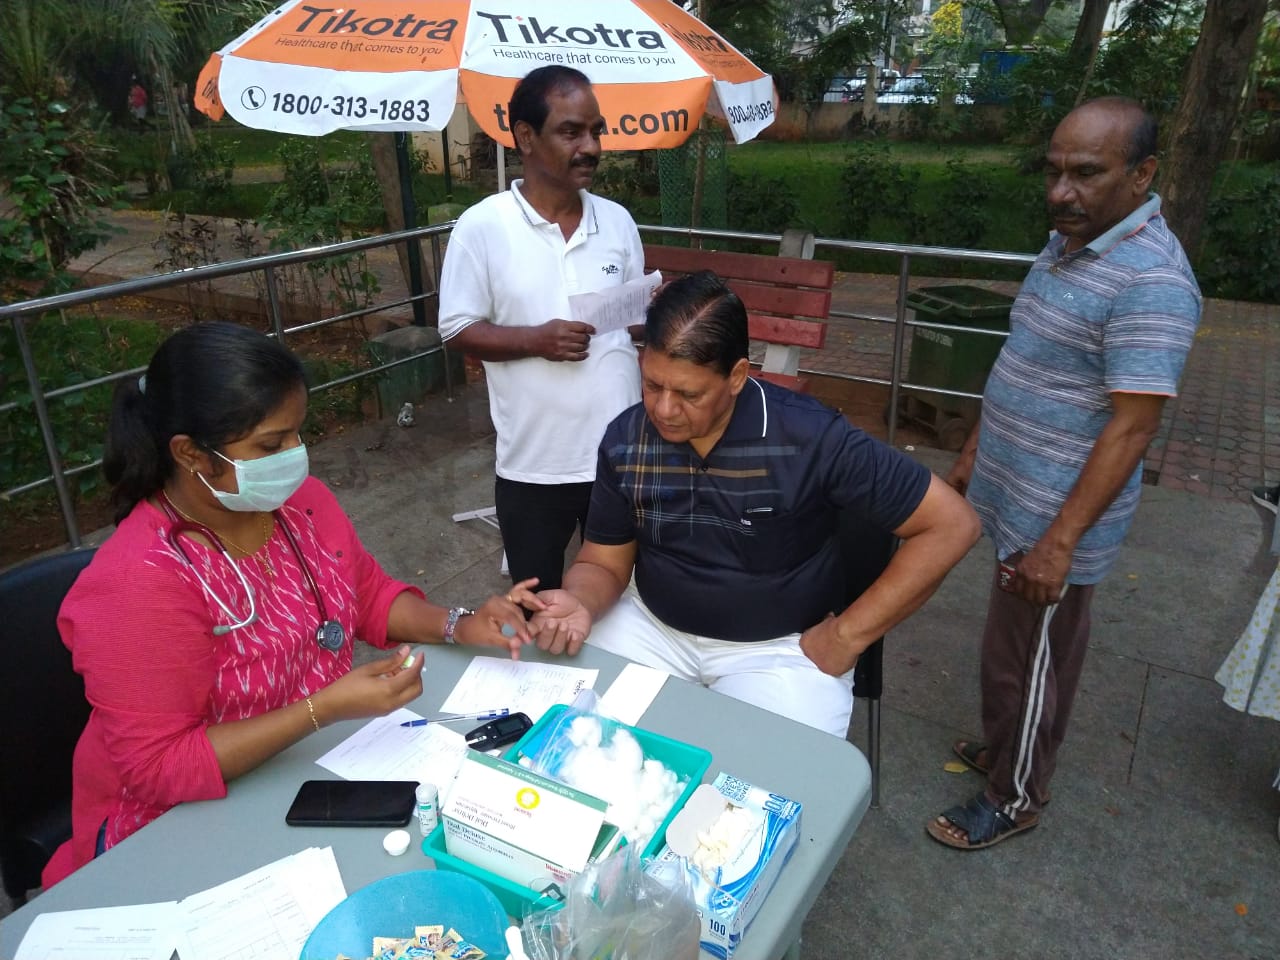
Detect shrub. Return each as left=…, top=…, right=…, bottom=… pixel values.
left=838, top=141, right=919, bottom=240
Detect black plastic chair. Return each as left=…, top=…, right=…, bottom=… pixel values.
left=838, top=509, right=896, bottom=809
left=0, top=547, right=96, bottom=906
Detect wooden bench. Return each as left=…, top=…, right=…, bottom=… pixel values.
left=642, top=244, right=833, bottom=393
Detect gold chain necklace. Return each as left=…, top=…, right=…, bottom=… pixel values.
left=167, top=497, right=276, bottom=577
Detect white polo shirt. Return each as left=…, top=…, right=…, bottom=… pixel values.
left=438, top=181, right=643, bottom=484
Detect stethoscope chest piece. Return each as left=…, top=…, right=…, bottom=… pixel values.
left=316, top=619, right=346, bottom=652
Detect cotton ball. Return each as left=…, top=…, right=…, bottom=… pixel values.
left=567, top=715, right=603, bottom=749
left=606, top=728, right=644, bottom=774
left=563, top=745, right=614, bottom=799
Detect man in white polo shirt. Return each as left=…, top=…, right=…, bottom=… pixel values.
left=439, top=66, right=643, bottom=591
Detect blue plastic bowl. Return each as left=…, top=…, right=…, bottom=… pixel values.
left=299, top=870, right=509, bottom=959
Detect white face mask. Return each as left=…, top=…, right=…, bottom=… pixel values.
left=198, top=443, right=309, bottom=512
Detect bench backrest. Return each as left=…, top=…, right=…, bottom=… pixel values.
left=641, top=245, right=832, bottom=351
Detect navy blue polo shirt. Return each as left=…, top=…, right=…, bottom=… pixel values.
left=586, top=378, right=931, bottom=641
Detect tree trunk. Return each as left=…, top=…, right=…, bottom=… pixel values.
left=368, top=132, right=439, bottom=323
left=1068, top=0, right=1111, bottom=63
left=990, top=0, right=1055, bottom=45
left=1162, top=0, right=1268, bottom=258
left=1068, top=0, right=1112, bottom=105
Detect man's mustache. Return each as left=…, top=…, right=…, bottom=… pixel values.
left=573, top=157, right=599, bottom=169
left=1049, top=204, right=1086, bottom=218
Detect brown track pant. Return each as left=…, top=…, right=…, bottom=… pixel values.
left=981, top=560, right=1095, bottom=818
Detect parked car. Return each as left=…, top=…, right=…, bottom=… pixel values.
left=877, top=76, right=973, bottom=106
left=843, top=71, right=900, bottom=102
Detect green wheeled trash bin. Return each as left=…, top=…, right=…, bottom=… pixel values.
left=897, top=285, right=1014, bottom=451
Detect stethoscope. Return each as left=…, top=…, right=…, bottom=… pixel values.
left=158, top=493, right=346, bottom=650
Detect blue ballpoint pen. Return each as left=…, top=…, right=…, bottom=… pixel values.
left=400, top=708, right=509, bottom=728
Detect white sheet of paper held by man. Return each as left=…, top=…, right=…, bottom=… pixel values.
left=568, top=271, right=662, bottom=335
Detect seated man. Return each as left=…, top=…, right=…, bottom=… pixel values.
left=531, top=271, right=981, bottom=736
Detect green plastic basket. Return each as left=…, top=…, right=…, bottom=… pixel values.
left=423, top=704, right=712, bottom=918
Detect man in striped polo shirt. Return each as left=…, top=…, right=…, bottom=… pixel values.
left=929, top=97, right=1201, bottom=850
left=529, top=270, right=981, bottom=737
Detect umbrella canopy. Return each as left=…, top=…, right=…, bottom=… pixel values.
left=194, top=0, right=775, bottom=148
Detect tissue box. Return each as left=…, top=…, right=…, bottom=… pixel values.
left=441, top=752, right=608, bottom=892
left=648, top=773, right=801, bottom=959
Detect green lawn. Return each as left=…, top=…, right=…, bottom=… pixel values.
left=109, top=130, right=1275, bottom=298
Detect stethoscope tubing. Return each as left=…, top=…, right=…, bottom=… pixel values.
left=158, top=494, right=334, bottom=637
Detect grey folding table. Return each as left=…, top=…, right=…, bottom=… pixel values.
left=0, top=643, right=871, bottom=959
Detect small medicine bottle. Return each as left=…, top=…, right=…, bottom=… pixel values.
left=415, top=782, right=439, bottom=836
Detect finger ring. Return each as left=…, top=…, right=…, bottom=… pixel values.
left=505, top=595, right=514, bottom=603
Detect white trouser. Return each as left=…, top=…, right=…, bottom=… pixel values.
left=587, top=586, right=856, bottom=737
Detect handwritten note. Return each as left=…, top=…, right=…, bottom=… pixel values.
left=439, top=657, right=598, bottom=722
left=315, top=707, right=468, bottom=787
left=15, top=902, right=178, bottom=960
left=568, top=271, right=662, bottom=335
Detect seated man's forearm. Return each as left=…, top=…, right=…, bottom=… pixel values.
left=833, top=525, right=978, bottom=655
left=562, top=559, right=629, bottom=622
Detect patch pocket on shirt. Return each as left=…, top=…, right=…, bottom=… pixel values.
left=736, top=507, right=795, bottom=573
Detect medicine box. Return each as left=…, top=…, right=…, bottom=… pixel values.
left=440, top=752, right=607, bottom=894
left=648, top=772, right=802, bottom=959
left=424, top=704, right=712, bottom=917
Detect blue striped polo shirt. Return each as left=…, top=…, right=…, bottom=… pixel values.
left=586, top=377, right=931, bottom=641
left=967, top=194, right=1201, bottom=584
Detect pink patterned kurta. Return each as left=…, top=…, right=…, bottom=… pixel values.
left=44, top=477, right=418, bottom=884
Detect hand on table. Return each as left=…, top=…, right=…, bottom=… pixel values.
left=458, top=578, right=545, bottom=659
left=528, top=589, right=592, bottom=656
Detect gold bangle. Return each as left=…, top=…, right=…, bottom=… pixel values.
left=305, top=696, right=321, bottom=733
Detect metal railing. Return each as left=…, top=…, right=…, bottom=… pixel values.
left=3, top=220, right=1035, bottom=551
left=2, top=222, right=456, bottom=549
left=639, top=224, right=1036, bottom=446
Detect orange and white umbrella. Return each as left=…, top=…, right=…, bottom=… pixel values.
left=195, top=0, right=776, bottom=148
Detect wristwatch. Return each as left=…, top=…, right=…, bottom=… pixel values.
left=443, top=606, right=474, bottom=644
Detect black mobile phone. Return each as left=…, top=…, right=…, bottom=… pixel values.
left=465, top=712, right=533, bottom=751
left=285, top=779, right=418, bottom=827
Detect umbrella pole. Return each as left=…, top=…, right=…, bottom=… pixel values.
left=395, top=132, right=428, bottom=327
left=497, top=144, right=506, bottom=192
left=441, top=133, right=453, bottom=198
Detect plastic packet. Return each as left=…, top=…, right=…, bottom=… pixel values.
left=520, top=844, right=700, bottom=960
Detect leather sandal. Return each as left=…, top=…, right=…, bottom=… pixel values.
left=952, top=740, right=989, bottom=774
left=926, top=792, right=1039, bottom=851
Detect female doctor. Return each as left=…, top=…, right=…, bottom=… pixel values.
left=45, top=322, right=540, bottom=884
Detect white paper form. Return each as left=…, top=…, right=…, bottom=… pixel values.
left=314, top=706, right=468, bottom=787
left=174, top=846, right=345, bottom=960
left=568, top=271, right=662, bottom=336
left=598, top=663, right=669, bottom=726
left=439, top=657, right=598, bottom=722
left=15, top=902, right=179, bottom=960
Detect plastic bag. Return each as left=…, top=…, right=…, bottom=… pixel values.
left=520, top=844, right=700, bottom=960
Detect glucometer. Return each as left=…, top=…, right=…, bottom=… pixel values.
left=464, top=712, right=533, bottom=751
